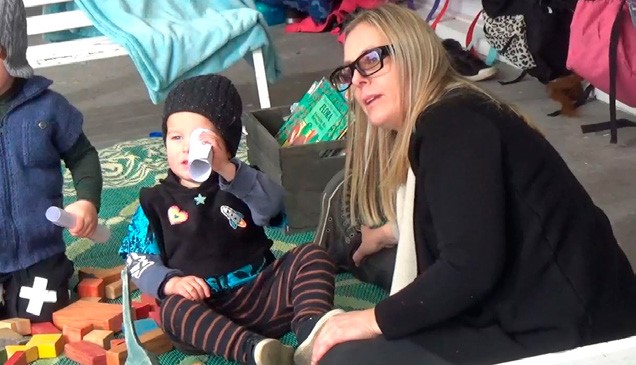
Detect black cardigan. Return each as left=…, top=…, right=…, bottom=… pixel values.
left=375, top=90, right=636, bottom=350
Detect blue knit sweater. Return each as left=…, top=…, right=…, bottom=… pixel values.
left=0, top=76, right=83, bottom=273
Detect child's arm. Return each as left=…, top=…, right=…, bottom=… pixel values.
left=60, top=133, right=103, bottom=211
left=120, top=206, right=182, bottom=299
left=218, top=159, right=285, bottom=226
left=61, top=133, right=103, bottom=238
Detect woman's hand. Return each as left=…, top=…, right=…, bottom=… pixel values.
left=311, top=308, right=381, bottom=364
left=352, top=223, right=397, bottom=266
left=163, top=275, right=211, bottom=301
left=198, top=130, right=236, bottom=182
left=64, top=200, right=98, bottom=238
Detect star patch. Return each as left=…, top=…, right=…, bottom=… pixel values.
left=194, top=193, right=206, bottom=205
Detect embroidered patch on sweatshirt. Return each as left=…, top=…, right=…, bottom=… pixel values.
left=168, top=205, right=189, bottom=225
left=221, top=205, right=247, bottom=229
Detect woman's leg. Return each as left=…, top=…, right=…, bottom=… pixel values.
left=318, top=337, right=451, bottom=365
left=319, top=322, right=535, bottom=365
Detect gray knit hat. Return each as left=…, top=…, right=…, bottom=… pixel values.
left=0, top=0, right=33, bottom=78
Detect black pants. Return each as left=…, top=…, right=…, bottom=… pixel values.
left=0, top=252, right=74, bottom=322
left=318, top=321, right=539, bottom=365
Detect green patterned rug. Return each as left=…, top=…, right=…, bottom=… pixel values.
left=33, top=137, right=387, bottom=365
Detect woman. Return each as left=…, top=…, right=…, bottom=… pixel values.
left=307, top=4, right=636, bottom=365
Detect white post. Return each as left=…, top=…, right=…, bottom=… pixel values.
left=252, top=48, right=271, bottom=109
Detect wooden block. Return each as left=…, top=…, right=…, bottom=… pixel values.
left=148, top=310, right=161, bottom=326
left=80, top=296, right=104, bottom=302
left=4, top=345, right=38, bottom=363
left=27, top=333, right=65, bottom=358
left=0, top=328, right=26, bottom=348
left=84, top=329, right=115, bottom=350
left=0, top=347, right=6, bottom=364
left=123, top=318, right=158, bottom=337
left=104, top=280, right=122, bottom=300
left=63, top=322, right=94, bottom=343
left=139, top=328, right=172, bottom=355
left=30, top=322, right=61, bottom=334
left=53, top=301, right=124, bottom=332
left=105, top=342, right=127, bottom=365
left=105, top=328, right=172, bottom=365
left=65, top=341, right=107, bottom=365
left=110, top=338, right=125, bottom=349
left=0, top=318, right=31, bottom=335
left=4, top=351, right=27, bottom=365
left=131, top=303, right=152, bottom=319
left=79, top=265, right=125, bottom=286
left=140, top=293, right=159, bottom=310
left=104, top=280, right=137, bottom=300
left=78, top=278, right=105, bottom=298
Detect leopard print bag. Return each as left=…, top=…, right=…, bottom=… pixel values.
left=483, top=13, right=537, bottom=70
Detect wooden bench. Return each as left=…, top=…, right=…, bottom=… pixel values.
left=24, top=0, right=272, bottom=109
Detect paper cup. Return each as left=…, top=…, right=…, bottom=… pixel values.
left=188, top=128, right=213, bottom=182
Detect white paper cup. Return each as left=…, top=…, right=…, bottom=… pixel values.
left=188, top=128, right=213, bottom=182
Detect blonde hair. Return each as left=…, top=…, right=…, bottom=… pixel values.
left=343, top=4, right=508, bottom=227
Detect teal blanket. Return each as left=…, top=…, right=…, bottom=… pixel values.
left=49, top=0, right=281, bottom=103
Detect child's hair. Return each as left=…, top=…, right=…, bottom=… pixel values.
left=0, top=0, right=34, bottom=78
left=162, top=74, right=243, bottom=157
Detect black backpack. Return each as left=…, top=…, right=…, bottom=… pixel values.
left=481, top=0, right=577, bottom=84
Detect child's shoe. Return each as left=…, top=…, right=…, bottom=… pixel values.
left=294, top=309, right=345, bottom=365
left=248, top=337, right=294, bottom=365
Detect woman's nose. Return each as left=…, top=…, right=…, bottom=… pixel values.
left=351, top=68, right=367, bottom=87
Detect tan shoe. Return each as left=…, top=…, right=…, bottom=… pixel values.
left=294, top=309, right=345, bottom=365
left=252, top=338, right=294, bottom=365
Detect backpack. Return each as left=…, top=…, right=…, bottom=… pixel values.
left=481, top=0, right=577, bottom=84
left=566, top=0, right=636, bottom=144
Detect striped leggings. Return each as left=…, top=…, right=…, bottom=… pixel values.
left=160, top=244, right=336, bottom=363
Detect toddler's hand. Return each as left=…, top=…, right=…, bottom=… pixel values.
left=64, top=200, right=98, bottom=238
left=198, top=130, right=236, bottom=181
left=164, top=275, right=211, bottom=301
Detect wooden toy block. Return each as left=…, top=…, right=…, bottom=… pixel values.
left=84, top=329, right=115, bottom=350
left=104, top=328, right=172, bottom=365
left=110, top=338, right=125, bottom=348
left=104, top=280, right=122, bottom=300
left=0, top=318, right=31, bottom=335
left=4, top=351, right=27, bottom=365
left=26, top=333, right=65, bottom=358
left=140, top=293, right=159, bottom=310
left=148, top=310, right=161, bottom=326
left=79, top=265, right=125, bottom=286
left=131, top=302, right=152, bottom=319
left=80, top=296, right=104, bottom=302
left=105, top=342, right=127, bottom=365
left=0, top=347, right=6, bottom=364
left=63, top=322, right=94, bottom=343
left=53, top=300, right=124, bottom=332
left=78, top=278, right=105, bottom=298
left=30, top=322, right=61, bottom=334
left=0, top=328, right=26, bottom=348
left=4, top=345, right=38, bottom=363
left=104, top=279, right=137, bottom=300
left=138, top=328, right=172, bottom=356
left=65, top=341, right=107, bottom=365
left=123, top=318, right=158, bottom=337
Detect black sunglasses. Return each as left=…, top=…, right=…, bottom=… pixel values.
left=329, top=45, right=393, bottom=92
